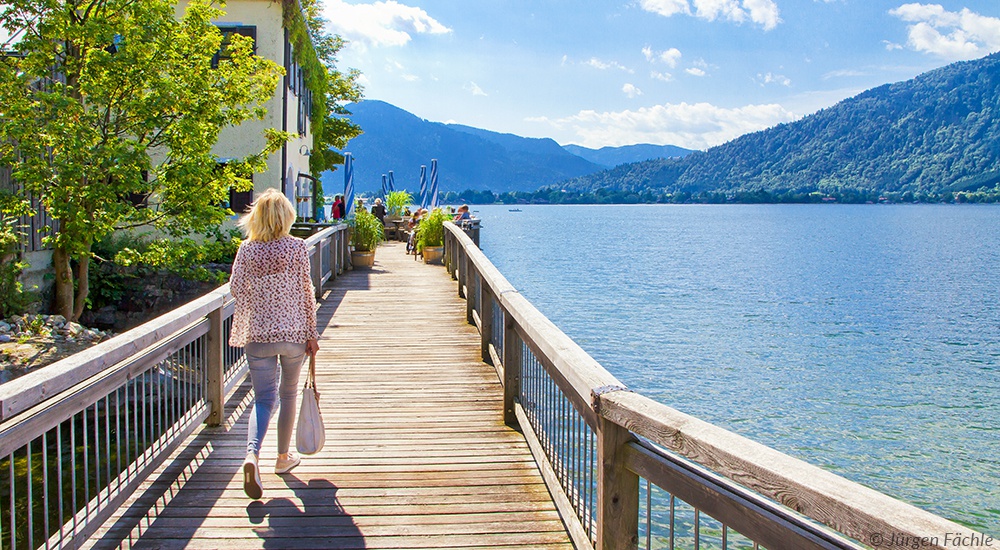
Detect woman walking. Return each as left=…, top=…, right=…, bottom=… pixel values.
left=229, top=189, right=320, bottom=499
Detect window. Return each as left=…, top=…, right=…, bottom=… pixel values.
left=212, top=25, right=257, bottom=69
left=230, top=186, right=254, bottom=214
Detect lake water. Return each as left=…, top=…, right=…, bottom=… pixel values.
left=473, top=203, right=1000, bottom=535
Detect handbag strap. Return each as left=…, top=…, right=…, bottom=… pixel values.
left=303, top=354, right=317, bottom=390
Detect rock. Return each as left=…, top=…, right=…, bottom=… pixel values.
left=10, top=315, right=23, bottom=324
left=0, top=321, right=10, bottom=333
left=48, top=315, right=67, bottom=326
left=65, top=322, right=84, bottom=336
left=0, top=334, right=11, bottom=343
left=65, top=337, right=76, bottom=344
left=92, top=306, right=117, bottom=327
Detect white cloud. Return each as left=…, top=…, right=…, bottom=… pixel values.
left=641, top=0, right=781, bottom=30
left=466, top=82, right=488, bottom=96
left=321, top=0, right=451, bottom=50
left=529, top=101, right=797, bottom=149
left=651, top=70, right=674, bottom=81
left=685, top=67, right=707, bottom=76
left=822, top=69, right=866, bottom=79
left=623, top=83, right=644, bottom=98
left=756, top=72, right=791, bottom=86
left=643, top=46, right=682, bottom=67
left=586, top=57, right=633, bottom=72
left=889, top=4, right=1000, bottom=60
left=639, top=0, right=691, bottom=17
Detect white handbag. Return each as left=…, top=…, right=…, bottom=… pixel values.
left=296, top=354, right=326, bottom=455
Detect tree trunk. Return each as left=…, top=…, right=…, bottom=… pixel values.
left=52, top=246, right=75, bottom=320
left=72, top=248, right=90, bottom=322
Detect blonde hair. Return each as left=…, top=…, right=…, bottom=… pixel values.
left=238, top=188, right=296, bottom=242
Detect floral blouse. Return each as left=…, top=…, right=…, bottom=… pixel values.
left=228, top=236, right=319, bottom=347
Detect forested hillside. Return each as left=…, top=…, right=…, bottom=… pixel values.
left=324, top=100, right=602, bottom=194
left=563, top=53, right=1000, bottom=201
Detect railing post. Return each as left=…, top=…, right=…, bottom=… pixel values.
left=311, top=247, right=322, bottom=299
left=596, top=415, right=640, bottom=550
left=480, top=285, right=494, bottom=364
left=502, top=309, right=521, bottom=426
left=326, top=237, right=335, bottom=282
left=206, top=306, right=225, bottom=427
left=458, top=245, right=467, bottom=298
left=465, top=257, right=476, bottom=325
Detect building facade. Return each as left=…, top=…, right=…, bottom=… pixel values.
left=176, top=0, right=317, bottom=218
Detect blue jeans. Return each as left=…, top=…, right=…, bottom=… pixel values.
left=245, top=342, right=306, bottom=456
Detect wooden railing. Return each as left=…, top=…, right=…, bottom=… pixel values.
left=443, top=221, right=993, bottom=550
left=0, top=224, right=349, bottom=550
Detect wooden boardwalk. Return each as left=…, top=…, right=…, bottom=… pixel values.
left=86, top=242, right=573, bottom=549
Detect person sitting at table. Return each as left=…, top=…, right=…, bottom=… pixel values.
left=406, top=209, right=425, bottom=254
left=453, top=204, right=471, bottom=221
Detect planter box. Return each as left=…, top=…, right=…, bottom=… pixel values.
left=351, top=250, right=375, bottom=268
left=422, top=246, right=443, bottom=265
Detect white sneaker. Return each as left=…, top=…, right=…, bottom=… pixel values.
left=275, top=452, right=301, bottom=474
left=243, top=453, right=263, bottom=499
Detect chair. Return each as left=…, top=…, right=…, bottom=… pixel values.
left=383, top=220, right=398, bottom=241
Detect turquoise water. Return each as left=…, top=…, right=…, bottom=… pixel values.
left=474, top=203, right=1000, bottom=535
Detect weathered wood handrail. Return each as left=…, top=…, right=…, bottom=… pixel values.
left=0, top=223, right=349, bottom=549
left=442, top=221, right=994, bottom=550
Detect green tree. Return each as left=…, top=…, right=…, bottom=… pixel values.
left=0, top=0, right=287, bottom=321
left=290, top=0, right=363, bottom=176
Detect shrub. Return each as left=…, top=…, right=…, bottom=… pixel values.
left=385, top=190, right=413, bottom=218
left=0, top=213, right=36, bottom=318
left=351, top=209, right=384, bottom=252
left=416, top=208, right=447, bottom=251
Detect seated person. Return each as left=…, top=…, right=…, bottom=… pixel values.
left=406, top=209, right=425, bottom=254
left=453, top=204, right=471, bottom=221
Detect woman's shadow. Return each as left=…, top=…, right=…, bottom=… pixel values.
left=246, top=476, right=365, bottom=549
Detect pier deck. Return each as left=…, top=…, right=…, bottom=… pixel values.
left=86, top=242, right=573, bottom=549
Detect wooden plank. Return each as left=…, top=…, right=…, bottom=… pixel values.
left=87, top=241, right=572, bottom=549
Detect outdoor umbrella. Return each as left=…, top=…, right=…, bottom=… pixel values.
left=429, top=159, right=439, bottom=209
left=418, top=165, right=428, bottom=210
left=381, top=174, right=388, bottom=202
left=344, top=153, right=355, bottom=218
left=387, top=171, right=396, bottom=192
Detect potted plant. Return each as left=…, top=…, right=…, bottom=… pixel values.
left=385, top=190, right=412, bottom=220
left=350, top=209, right=384, bottom=268
left=417, top=208, right=447, bottom=264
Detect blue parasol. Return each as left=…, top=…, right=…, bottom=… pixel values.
left=418, top=165, right=428, bottom=210
left=344, top=153, right=355, bottom=218
left=429, top=159, right=439, bottom=209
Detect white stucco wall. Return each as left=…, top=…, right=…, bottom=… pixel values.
left=174, top=0, right=313, bottom=203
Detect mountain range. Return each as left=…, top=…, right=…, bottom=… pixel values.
left=563, top=53, right=1000, bottom=199
left=329, top=53, right=1000, bottom=202
left=324, top=100, right=692, bottom=194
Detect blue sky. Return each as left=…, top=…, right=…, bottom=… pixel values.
left=321, top=0, right=1000, bottom=150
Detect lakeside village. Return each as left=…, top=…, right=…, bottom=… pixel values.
left=433, top=186, right=1000, bottom=205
